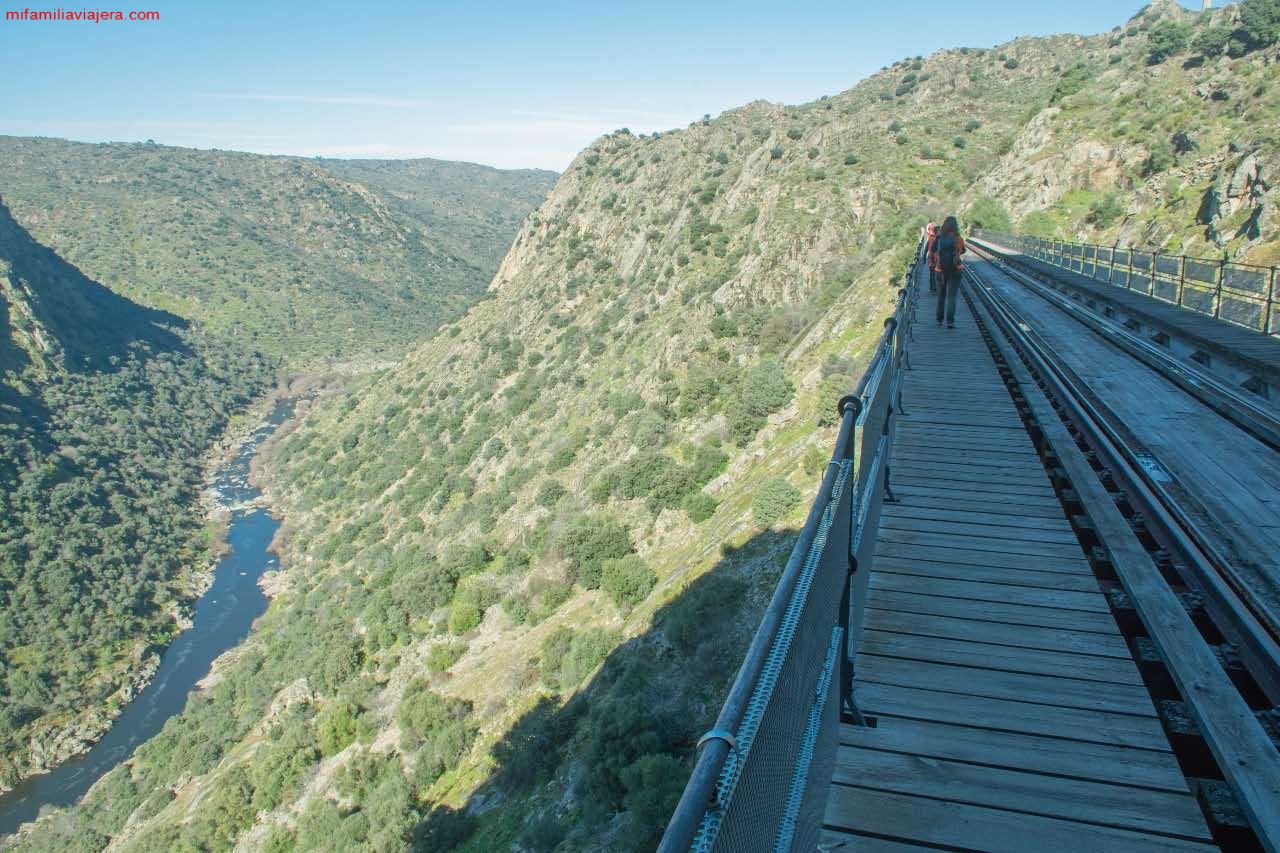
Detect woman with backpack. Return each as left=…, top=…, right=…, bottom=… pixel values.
left=930, top=216, right=966, bottom=329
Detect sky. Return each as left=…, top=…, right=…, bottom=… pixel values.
left=2, top=0, right=1216, bottom=171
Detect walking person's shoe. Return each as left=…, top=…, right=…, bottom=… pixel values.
left=947, top=322, right=955, bottom=329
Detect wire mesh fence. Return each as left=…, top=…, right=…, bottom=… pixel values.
left=658, top=243, right=922, bottom=853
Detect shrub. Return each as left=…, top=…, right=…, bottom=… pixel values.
left=786, top=128, right=803, bottom=140
left=682, top=492, right=718, bottom=523
left=426, top=642, right=467, bottom=673
left=316, top=701, right=361, bottom=756
left=728, top=357, right=794, bottom=446
left=953, top=136, right=967, bottom=149
left=1050, top=63, right=1091, bottom=104
left=535, top=480, right=566, bottom=508
left=601, top=555, right=657, bottom=611
left=556, top=514, right=633, bottom=588
left=964, top=119, right=982, bottom=133
left=1147, top=21, right=1191, bottom=64
left=1019, top=210, right=1060, bottom=240
left=1003, top=58, right=1020, bottom=69
left=541, top=627, right=618, bottom=689
left=1241, top=0, right=1280, bottom=49
left=1192, top=26, right=1231, bottom=58
left=1087, top=195, right=1125, bottom=228
left=753, top=476, right=801, bottom=528
left=965, top=195, right=1013, bottom=233
left=770, top=146, right=784, bottom=160
left=888, top=119, right=903, bottom=133
left=844, top=153, right=859, bottom=165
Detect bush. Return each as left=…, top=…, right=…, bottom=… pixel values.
left=1192, top=25, right=1231, bottom=58
left=1087, top=195, right=1125, bottom=228
left=556, top=514, right=633, bottom=588
left=1019, top=210, right=1060, bottom=240
left=426, top=642, right=466, bottom=673
left=535, top=480, right=566, bottom=508
left=1147, top=21, right=1191, bottom=64
left=786, top=128, right=803, bottom=140
left=953, top=136, right=967, bottom=149
left=1241, top=0, right=1280, bottom=49
left=682, top=492, right=718, bottom=523
left=965, top=195, right=1013, bottom=233
left=753, top=477, right=802, bottom=528
left=1003, top=58, right=1020, bottom=69
left=844, top=153, right=859, bottom=165
left=541, top=627, right=618, bottom=689
left=770, top=146, right=784, bottom=160
left=964, top=119, right=982, bottom=133
left=316, top=701, right=361, bottom=756
left=601, top=555, right=657, bottom=611
left=728, top=357, right=794, bottom=446
left=1050, top=63, right=1091, bottom=104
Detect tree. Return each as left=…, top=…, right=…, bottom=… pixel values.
left=1147, top=21, right=1191, bottom=64
left=1191, top=26, right=1231, bottom=58
left=754, top=477, right=802, bottom=528
left=965, top=195, right=1013, bottom=233
left=601, top=555, right=657, bottom=611
left=1241, top=0, right=1280, bottom=49
left=556, top=514, right=633, bottom=588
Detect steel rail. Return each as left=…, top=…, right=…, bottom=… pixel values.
left=964, top=260, right=1280, bottom=698
left=970, top=240, right=1280, bottom=451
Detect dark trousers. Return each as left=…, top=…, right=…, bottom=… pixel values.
left=928, top=269, right=939, bottom=293
left=936, top=270, right=961, bottom=324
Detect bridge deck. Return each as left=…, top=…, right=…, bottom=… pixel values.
left=981, top=240, right=1280, bottom=380
left=820, top=293, right=1216, bottom=851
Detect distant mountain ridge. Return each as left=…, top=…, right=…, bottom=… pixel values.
left=0, top=137, right=556, bottom=367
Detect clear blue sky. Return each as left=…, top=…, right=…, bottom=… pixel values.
left=2, top=0, right=1213, bottom=170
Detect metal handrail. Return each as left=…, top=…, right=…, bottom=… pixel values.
left=974, top=229, right=1279, bottom=336
left=659, top=239, right=923, bottom=853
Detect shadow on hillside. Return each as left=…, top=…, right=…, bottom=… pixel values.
left=413, top=528, right=802, bottom=852
left=0, top=200, right=191, bottom=374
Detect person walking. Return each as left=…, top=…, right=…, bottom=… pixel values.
left=931, top=215, right=966, bottom=329
left=924, top=222, right=939, bottom=293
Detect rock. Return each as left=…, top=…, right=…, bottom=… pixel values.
left=1226, top=152, right=1261, bottom=200
left=1172, top=131, right=1197, bottom=155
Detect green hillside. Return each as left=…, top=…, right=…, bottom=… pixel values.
left=10, top=1, right=1280, bottom=850
left=0, top=202, right=272, bottom=789
left=0, top=138, right=556, bottom=366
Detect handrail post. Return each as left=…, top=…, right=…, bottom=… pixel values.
left=1214, top=258, right=1225, bottom=319
left=1177, top=254, right=1187, bottom=306
left=1267, top=267, right=1276, bottom=335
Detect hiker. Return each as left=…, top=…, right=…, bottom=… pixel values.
left=931, top=215, right=966, bottom=329
left=924, top=222, right=939, bottom=293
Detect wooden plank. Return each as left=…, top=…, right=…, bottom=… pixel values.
left=876, top=529, right=1085, bottom=560
left=891, top=482, right=1062, bottom=509
left=824, top=787, right=1214, bottom=852
left=860, top=629, right=1142, bottom=685
left=817, top=828, right=939, bottom=852
left=832, top=747, right=1209, bottom=840
left=863, top=607, right=1131, bottom=657
left=865, top=588, right=1119, bottom=634
left=882, top=503, right=1071, bottom=532
left=891, top=451, right=1048, bottom=476
left=854, top=681, right=1170, bottom=750
left=890, top=463, right=1050, bottom=489
left=837, top=718, right=1185, bottom=790
left=888, top=493, right=1066, bottom=520
left=856, top=655, right=1155, bottom=716
left=873, top=555, right=1097, bottom=587
left=889, top=471, right=1052, bottom=498
left=973, top=288, right=1280, bottom=848
left=879, top=515, right=1080, bottom=546
left=869, top=573, right=1109, bottom=613
left=873, top=540, right=1089, bottom=574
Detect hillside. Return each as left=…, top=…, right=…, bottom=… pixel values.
left=9, top=2, right=1280, bottom=850
left=0, top=138, right=556, bottom=366
left=0, top=201, right=272, bottom=791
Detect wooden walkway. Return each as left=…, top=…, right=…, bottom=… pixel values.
left=820, top=290, right=1217, bottom=851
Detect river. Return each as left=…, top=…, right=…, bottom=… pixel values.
left=0, top=397, right=297, bottom=836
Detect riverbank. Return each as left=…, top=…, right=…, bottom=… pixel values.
left=0, top=395, right=305, bottom=836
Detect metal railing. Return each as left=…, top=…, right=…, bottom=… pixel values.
left=659, top=242, right=921, bottom=853
left=973, top=229, right=1279, bottom=337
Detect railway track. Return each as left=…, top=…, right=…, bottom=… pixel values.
left=962, top=251, right=1280, bottom=850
